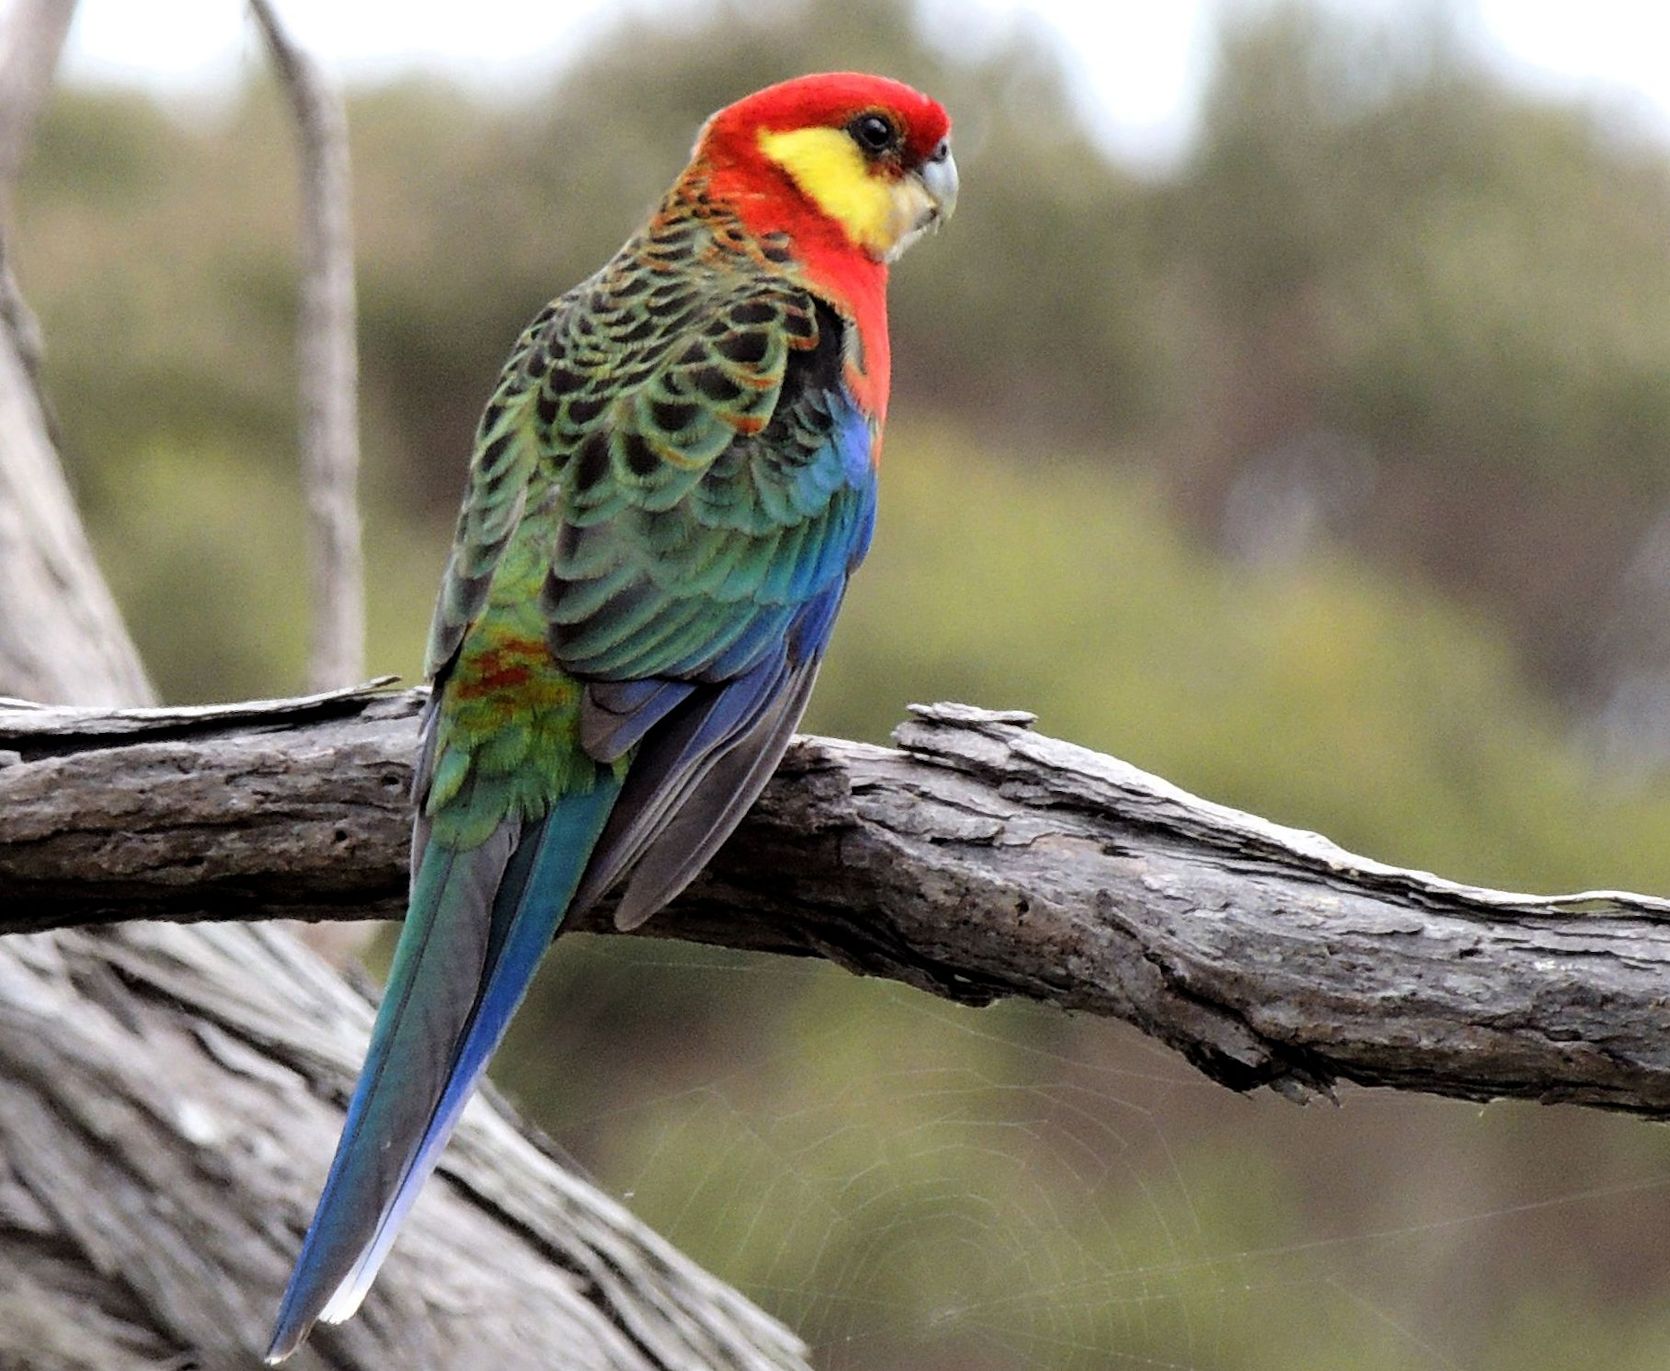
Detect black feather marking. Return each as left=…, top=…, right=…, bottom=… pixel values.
left=573, top=431, right=611, bottom=492
left=781, top=307, right=816, bottom=342
left=717, top=330, right=770, bottom=366
left=621, top=430, right=660, bottom=477
left=651, top=226, right=695, bottom=252
left=770, top=300, right=844, bottom=426
left=567, top=395, right=607, bottom=427
left=690, top=365, right=742, bottom=405
left=647, top=290, right=698, bottom=318
left=479, top=431, right=513, bottom=471
left=651, top=398, right=700, bottom=434
left=729, top=300, right=777, bottom=326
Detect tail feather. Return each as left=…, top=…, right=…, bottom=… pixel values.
left=264, top=779, right=619, bottom=1364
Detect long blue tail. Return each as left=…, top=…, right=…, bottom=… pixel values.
left=264, top=780, right=619, bottom=1363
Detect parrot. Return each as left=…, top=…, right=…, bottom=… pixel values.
left=264, top=72, right=956, bottom=1362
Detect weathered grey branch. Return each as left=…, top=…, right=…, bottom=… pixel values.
left=249, top=0, right=364, bottom=690
left=7, top=685, right=1670, bottom=1121
left=0, top=0, right=78, bottom=221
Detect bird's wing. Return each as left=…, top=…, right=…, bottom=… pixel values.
left=537, top=278, right=878, bottom=926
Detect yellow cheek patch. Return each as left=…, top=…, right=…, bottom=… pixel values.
left=758, top=126, right=927, bottom=259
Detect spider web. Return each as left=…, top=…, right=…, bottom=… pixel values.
left=498, top=937, right=1670, bottom=1371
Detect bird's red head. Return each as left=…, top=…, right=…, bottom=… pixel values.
left=696, top=72, right=957, bottom=266
left=690, top=74, right=955, bottom=428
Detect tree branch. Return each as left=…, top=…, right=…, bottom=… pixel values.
left=249, top=0, right=365, bottom=690
left=8, top=686, right=1670, bottom=1120
left=0, top=0, right=78, bottom=222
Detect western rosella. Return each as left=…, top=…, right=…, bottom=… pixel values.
left=266, top=71, right=955, bottom=1361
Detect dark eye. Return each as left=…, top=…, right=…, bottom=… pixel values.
left=849, top=112, right=898, bottom=155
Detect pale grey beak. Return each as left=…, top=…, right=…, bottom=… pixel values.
left=888, top=140, right=958, bottom=261
left=920, top=139, right=959, bottom=224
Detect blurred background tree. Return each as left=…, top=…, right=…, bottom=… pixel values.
left=14, top=0, right=1670, bottom=1366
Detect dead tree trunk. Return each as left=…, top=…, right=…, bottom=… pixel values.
left=0, top=0, right=79, bottom=222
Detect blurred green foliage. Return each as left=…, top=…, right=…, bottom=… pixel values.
left=1181, top=5, right=1670, bottom=485
left=17, top=0, right=1670, bottom=1366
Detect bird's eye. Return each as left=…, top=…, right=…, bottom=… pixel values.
left=849, top=112, right=898, bottom=155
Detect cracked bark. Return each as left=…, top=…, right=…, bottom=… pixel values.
left=8, top=686, right=1670, bottom=1123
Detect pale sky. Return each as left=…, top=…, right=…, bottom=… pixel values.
left=39, top=0, right=1670, bottom=164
